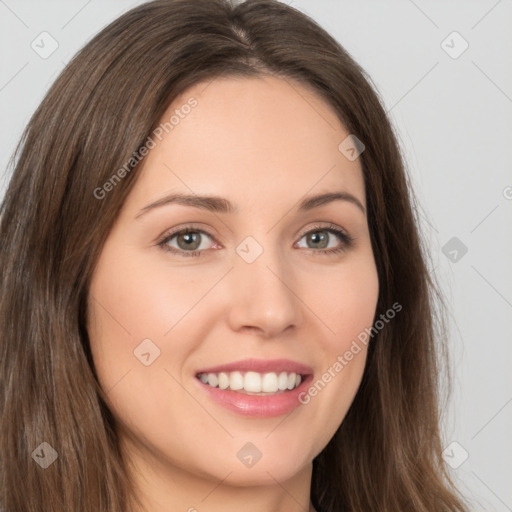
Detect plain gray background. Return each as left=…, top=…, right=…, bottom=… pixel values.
left=1, top=0, right=511, bottom=510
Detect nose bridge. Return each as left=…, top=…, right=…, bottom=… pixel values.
left=227, top=233, right=302, bottom=336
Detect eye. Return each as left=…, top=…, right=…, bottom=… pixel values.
left=158, top=227, right=215, bottom=257
left=295, top=224, right=354, bottom=255
left=157, top=223, right=354, bottom=258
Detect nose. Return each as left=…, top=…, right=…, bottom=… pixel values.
left=226, top=242, right=303, bottom=338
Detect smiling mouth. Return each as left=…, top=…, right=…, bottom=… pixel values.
left=196, top=370, right=306, bottom=395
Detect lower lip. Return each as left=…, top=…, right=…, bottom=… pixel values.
left=196, top=375, right=313, bottom=418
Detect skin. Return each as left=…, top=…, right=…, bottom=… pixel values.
left=87, top=75, right=379, bottom=512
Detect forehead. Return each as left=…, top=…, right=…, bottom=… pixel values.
left=130, top=75, right=365, bottom=212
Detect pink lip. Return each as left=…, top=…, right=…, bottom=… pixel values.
left=194, top=358, right=314, bottom=418
left=195, top=358, right=313, bottom=376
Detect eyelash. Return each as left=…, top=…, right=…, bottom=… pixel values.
left=157, top=223, right=354, bottom=258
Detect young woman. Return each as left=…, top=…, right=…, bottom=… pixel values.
left=0, top=0, right=470, bottom=511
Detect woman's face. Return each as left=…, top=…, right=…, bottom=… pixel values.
left=87, top=75, right=379, bottom=490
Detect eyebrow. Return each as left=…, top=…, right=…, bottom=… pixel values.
left=135, top=190, right=366, bottom=219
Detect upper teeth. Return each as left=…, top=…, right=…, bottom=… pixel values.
left=198, top=371, right=302, bottom=393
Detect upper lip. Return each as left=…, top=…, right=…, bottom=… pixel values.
left=195, top=358, right=313, bottom=376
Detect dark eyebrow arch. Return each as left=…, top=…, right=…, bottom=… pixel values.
left=135, top=193, right=237, bottom=218
left=135, top=191, right=365, bottom=219
left=298, top=192, right=365, bottom=215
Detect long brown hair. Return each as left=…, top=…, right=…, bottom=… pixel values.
left=0, top=0, right=470, bottom=510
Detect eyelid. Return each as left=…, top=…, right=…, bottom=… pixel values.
left=156, top=222, right=215, bottom=242
left=297, top=222, right=349, bottom=239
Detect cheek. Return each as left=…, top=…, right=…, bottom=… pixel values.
left=87, top=242, right=218, bottom=367
left=324, top=255, right=379, bottom=384
left=296, top=253, right=378, bottom=453
left=86, top=243, right=224, bottom=416
left=309, top=250, right=379, bottom=345
left=86, top=244, right=176, bottom=396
